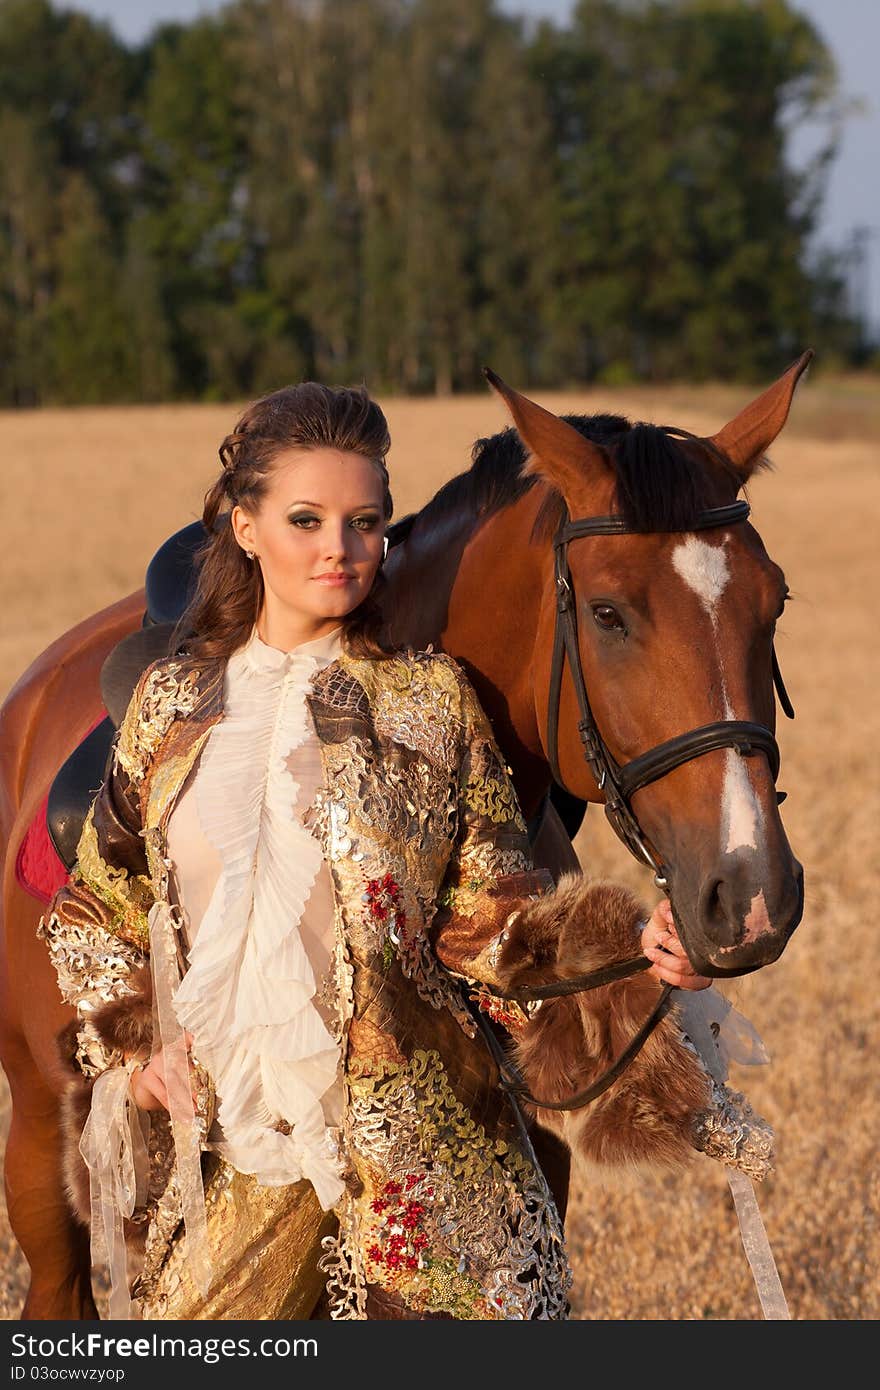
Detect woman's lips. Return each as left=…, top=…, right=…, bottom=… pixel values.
left=314, top=572, right=354, bottom=586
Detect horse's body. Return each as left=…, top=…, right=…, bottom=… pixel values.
left=0, top=362, right=809, bottom=1318
left=0, top=594, right=143, bottom=1317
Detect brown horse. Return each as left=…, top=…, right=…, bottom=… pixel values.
left=0, top=359, right=809, bottom=1318
left=385, top=363, right=808, bottom=975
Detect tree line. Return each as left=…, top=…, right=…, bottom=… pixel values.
left=0, top=0, right=860, bottom=406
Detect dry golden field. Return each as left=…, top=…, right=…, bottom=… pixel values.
left=1, top=375, right=878, bottom=1320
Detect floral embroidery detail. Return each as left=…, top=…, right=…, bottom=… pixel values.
left=353, top=653, right=462, bottom=771
left=363, top=872, right=409, bottom=970
left=355, top=864, right=476, bottom=1036
left=318, top=1191, right=368, bottom=1320
left=328, top=1049, right=571, bottom=1320
left=437, top=875, right=490, bottom=911
left=361, top=1171, right=489, bottom=1317
left=366, top=1173, right=433, bottom=1274
left=691, top=1079, right=775, bottom=1182
left=457, top=841, right=532, bottom=885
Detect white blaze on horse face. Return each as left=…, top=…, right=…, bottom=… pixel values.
left=671, top=536, right=730, bottom=613
left=721, top=745, right=759, bottom=853
left=671, top=534, right=763, bottom=858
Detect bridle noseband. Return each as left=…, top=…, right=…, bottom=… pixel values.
left=473, top=493, right=794, bottom=1118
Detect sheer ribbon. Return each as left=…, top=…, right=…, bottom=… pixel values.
left=676, top=985, right=791, bottom=1320
left=675, top=985, right=769, bottom=1084
left=79, top=1061, right=149, bottom=1319
left=726, top=1169, right=791, bottom=1319
left=148, top=899, right=214, bottom=1300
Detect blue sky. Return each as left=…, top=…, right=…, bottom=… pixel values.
left=58, top=0, right=880, bottom=330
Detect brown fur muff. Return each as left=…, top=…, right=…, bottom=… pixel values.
left=494, top=874, right=711, bottom=1176
left=56, top=966, right=154, bottom=1228
left=90, top=965, right=154, bottom=1059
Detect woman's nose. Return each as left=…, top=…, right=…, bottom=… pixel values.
left=323, top=526, right=348, bottom=560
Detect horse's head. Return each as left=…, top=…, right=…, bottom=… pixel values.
left=487, top=357, right=810, bottom=978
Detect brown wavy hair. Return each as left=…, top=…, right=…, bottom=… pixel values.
left=172, top=383, right=395, bottom=662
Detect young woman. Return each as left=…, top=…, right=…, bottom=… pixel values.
left=39, top=383, right=727, bottom=1322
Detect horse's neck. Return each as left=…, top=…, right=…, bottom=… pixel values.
left=385, top=490, right=551, bottom=817
left=382, top=512, right=465, bottom=651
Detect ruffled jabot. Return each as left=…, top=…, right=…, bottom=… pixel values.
left=170, top=623, right=345, bottom=1209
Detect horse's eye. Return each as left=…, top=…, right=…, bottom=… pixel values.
left=592, top=604, right=626, bottom=633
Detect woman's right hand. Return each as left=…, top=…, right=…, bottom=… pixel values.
left=129, top=1033, right=195, bottom=1112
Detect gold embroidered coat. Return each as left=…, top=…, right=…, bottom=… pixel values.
left=40, top=646, right=575, bottom=1321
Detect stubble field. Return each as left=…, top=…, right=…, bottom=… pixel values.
left=1, top=376, right=877, bottom=1320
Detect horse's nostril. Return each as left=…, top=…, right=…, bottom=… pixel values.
left=700, top=877, right=721, bottom=920
left=698, top=876, right=738, bottom=947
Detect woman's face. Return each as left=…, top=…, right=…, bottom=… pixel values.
left=231, top=446, right=386, bottom=643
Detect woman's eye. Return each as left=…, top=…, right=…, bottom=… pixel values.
left=290, top=514, right=318, bottom=529
left=351, top=516, right=379, bottom=531
left=591, top=604, right=626, bottom=634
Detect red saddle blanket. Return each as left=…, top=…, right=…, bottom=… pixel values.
left=16, top=796, right=69, bottom=905
left=15, top=712, right=108, bottom=905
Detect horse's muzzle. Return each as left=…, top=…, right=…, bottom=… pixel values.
left=673, top=851, right=804, bottom=978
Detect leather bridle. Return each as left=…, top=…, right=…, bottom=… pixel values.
left=546, top=496, right=792, bottom=889
left=474, top=492, right=795, bottom=1116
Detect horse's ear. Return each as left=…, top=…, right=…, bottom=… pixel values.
left=483, top=367, right=611, bottom=502
left=707, top=350, right=814, bottom=480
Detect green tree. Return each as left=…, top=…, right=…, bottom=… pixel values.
left=50, top=173, right=132, bottom=402
left=0, top=0, right=137, bottom=402
left=119, top=214, right=176, bottom=401
left=234, top=0, right=561, bottom=393
left=137, top=12, right=249, bottom=396
left=231, top=0, right=370, bottom=387
left=0, top=0, right=136, bottom=223
left=530, top=0, right=839, bottom=381
left=0, top=0, right=855, bottom=404
left=0, top=109, right=55, bottom=404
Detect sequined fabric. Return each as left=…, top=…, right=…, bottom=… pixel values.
left=40, top=645, right=575, bottom=1320
left=134, top=1158, right=336, bottom=1319
left=38, top=899, right=149, bottom=1077
left=691, top=1082, right=775, bottom=1183
left=320, top=1049, right=570, bottom=1320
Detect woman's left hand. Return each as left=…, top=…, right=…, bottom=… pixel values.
left=642, top=899, right=712, bottom=990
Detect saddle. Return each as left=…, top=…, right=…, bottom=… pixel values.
left=46, top=522, right=206, bottom=870
left=44, top=519, right=587, bottom=874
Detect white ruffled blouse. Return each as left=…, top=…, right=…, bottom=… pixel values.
left=165, top=623, right=346, bottom=1211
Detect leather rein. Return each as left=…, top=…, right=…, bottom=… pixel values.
left=475, top=494, right=794, bottom=1115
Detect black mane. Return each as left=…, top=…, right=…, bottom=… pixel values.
left=387, top=414, right=739, bottom=550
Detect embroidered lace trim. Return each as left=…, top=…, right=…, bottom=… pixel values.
left=320, top=1049, right=571, bottom=1320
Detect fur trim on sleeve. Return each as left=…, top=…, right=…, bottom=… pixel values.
left=90, top=964, right=153, bottom=1058
left=55, top=966, right=154, bottom=1227
left=493, top=874, right=713, bottom=1175
left=492, top=874, right=646, bottom=993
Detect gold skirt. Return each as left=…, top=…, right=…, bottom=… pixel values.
left=133, top=1157, right=337, bottom=1320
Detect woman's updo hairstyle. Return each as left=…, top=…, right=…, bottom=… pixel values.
left=173, top=383, right=394, bottom=662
